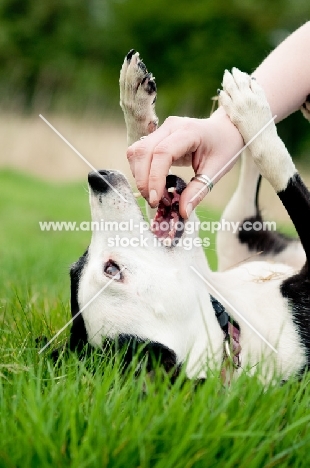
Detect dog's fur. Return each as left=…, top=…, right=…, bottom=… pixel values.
left=68, top=51, right=310, bottom=383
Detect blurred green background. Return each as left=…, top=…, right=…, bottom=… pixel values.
left=0, top=0, right=310, bottom=159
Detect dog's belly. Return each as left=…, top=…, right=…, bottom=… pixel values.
left=210, top=261, right=306, bottom=378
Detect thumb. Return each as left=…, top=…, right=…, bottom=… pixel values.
left=179, top=175, right=213, bottom=219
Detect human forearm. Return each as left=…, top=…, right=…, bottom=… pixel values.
left=127, top=22, right=310, bottom=217
left=207, top=22, right=310, bottom=172
left=251, top=21, right=310, bottom=122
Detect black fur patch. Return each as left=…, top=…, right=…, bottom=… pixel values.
left=68, top=248, right=181, bottom=379
left=68, top=254, right=181, bottom=378
left=69, top=249, right=89, bottom=354
left=238, top=212, right=294, bottom=255
left=278, top=174, right=310, bottom=262
left=102, top=334, right=181, bottom=382
left=239, top=174, right=295, bottom=255
left=278, top=174, right=310, bottom=368
left=281, top=263, right=310, bottom=368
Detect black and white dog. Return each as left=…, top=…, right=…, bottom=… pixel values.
left=68, top=51, right=310, bottom=383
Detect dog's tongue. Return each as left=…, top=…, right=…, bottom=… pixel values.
left=151, top=175, right=186, bottom=245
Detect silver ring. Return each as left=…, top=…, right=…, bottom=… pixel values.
left=190, top=174, right=214, bottom=191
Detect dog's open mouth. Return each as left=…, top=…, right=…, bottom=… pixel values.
left=151, top=175, right=186, bottom=246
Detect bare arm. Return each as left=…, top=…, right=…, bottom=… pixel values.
left=254, top=21, right=310, bottom=121
left=127, top=21, right=310, bottom=218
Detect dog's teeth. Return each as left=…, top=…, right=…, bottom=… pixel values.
left=162, top=238, right=172, bottom=247
left=167, top=187, right=175, bottom=193
left=133, top=192, right=141, bottom=198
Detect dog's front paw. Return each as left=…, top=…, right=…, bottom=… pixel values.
left=120, top=49, right=158, bottom=145
left=219, top=68, right=296, bottom=193
left=219, top=68, right=276, bottom=144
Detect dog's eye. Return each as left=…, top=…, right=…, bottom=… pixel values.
left=104, top=260, right=123, bottom=281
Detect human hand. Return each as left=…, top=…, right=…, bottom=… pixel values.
left=126, top=106, right=244, bottom=218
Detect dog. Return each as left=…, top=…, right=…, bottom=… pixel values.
left=67, top=50, right=310, bottom=383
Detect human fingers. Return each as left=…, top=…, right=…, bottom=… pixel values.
left=126, top=117, right=177, bottom=200
left=178, top=108, right=245, bottom=219
left=127, top=116, right=199, bottom=205
left=147, top=124, right=201, bottom=206
left=179, top=154, right=237, bottom=219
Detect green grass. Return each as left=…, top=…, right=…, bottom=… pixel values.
left=0, top=169, right=310, bottom=468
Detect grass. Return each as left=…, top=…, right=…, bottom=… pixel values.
left=0, top=169, right=309, bottom=468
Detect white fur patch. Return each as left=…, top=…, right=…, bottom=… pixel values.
left=119, top=51, right=158, bottom=145
left=219, top=68, right=297, bottom=192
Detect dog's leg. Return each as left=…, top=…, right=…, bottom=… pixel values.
left=219, top=69, right=308, bottom=249
left=216, top=148, right=262, bottom=271
left=120, top=49, right=158, bottom=146
left=219, top=69, right=297, bottom=193
left=218, top=69, right=306, bottom=270
left=220, top=70, right=310, bottom=368
left=217, top=146, right=305, bottom=271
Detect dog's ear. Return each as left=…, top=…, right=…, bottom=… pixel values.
left=103, top=335, right=181, bottom=383
left=143, top=341, right=180, bottom=374
left=35, top=250, right=89, bottom=363
left=69, top=249, right=89, bottom=355
left=143, top=341, right=182, bottom=384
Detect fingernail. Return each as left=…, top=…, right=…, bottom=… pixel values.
left=149, top=189, right=158, bottom=205
left=186, top=203, right=193, bottom=218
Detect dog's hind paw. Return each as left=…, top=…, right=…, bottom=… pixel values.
left=120, top=49, right=158, bottom=145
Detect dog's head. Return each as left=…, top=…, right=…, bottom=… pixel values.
left=69, top=170, right=219, bottom=378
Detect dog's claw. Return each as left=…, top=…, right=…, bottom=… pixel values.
left=138, top=61, right=147, bottom=73
left=120, top=48, right=159, bottom=145
left=126, top=49, right=136, bottom=61
left=146, top=79, right=156, bottom=95
left=141, top=73, right=157, bottom=95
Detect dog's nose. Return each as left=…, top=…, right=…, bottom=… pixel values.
left=88, top=170, right=113, bottom=193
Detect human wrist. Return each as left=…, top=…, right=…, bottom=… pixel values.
left=209, top=106, right=244, bottom=151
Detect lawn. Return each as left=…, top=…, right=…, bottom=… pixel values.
left=0, top=168, right=309, bottom=468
